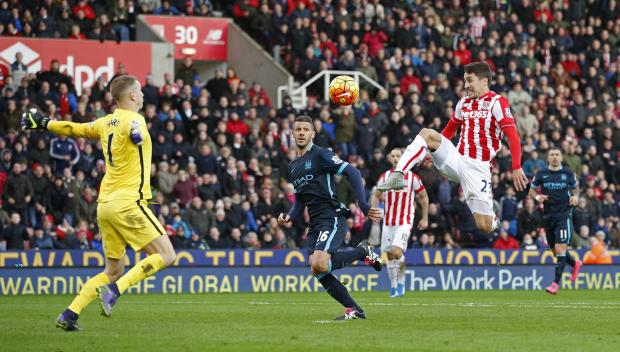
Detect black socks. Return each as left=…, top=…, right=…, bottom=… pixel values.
left=318, top=274, right=362, bottom=312
left=330, top=248, right=365, bottom=271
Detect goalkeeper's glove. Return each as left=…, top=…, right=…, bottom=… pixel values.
left=129, top=120, right=143, bottom=145
left=21, top=108, right=51, bottom=131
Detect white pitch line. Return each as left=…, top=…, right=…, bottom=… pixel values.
left=244, top=301, right=620, bottom=310
left=312, top=320, right=347, bottom=324
left=138, top=300, right=620, bottom=310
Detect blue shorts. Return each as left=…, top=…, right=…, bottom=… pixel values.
left=545, top=217, right=573, bottom=248
left=307, top=216, right=347, bottom=255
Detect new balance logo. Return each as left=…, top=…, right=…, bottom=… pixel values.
left=203, top=29, right=225, bottom=45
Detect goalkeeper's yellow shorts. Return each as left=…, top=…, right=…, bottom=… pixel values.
left=98, top=200, right=165, bottom=259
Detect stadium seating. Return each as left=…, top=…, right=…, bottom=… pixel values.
left=0, top=0, right=618, bottom=252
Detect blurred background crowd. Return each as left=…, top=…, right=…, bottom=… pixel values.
left=0, top=0, right=618, bottom=254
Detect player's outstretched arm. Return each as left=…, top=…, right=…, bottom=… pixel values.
left=21, top=108, right=100, bottom=139
left=494, top=97, right=527, bottom=191
left=416, top=189, right=429, bottom=230
left=501, top=123, right=528, bottom=192
left=341, top=164, right=382, bottom=223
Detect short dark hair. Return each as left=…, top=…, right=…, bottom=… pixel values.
left=294, top=115, right=314, bottom=128
left=110, top=75, right=138, bottom=103
left=464, top=62, right=492, bottom=81
left=548, top=146, right=562, bottom=154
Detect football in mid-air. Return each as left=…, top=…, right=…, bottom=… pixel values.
left=328, top=75, right=359, bottom=106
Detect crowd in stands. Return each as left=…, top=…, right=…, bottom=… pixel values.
left=0, top=1, right=619, bottom=253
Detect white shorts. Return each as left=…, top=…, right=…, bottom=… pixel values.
left=381, top=225, right=412, bottom=253
left=431, top=136, right=494, bottom=216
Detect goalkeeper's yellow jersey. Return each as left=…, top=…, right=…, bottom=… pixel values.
left=47, top=108, right=152, bottom=203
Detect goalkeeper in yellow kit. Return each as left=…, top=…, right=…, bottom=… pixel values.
left=22, top=75, right=176, bottom=331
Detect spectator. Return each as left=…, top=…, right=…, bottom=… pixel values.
left=3, top=163, right=33, bottom=224
left=205, top=68, right=229, bottom=102
left=400, top=66, right=422, bottom=94
left=1, top=213, right=29, bottom=249
left=492, top=229, right=520, bottom=250
left=177, top=57, right=198, bottom=86
left=507, top=82, right=532, bottom=118
left=30, top=225, right=54, bottom=249
left=184, top=196, right=213, bottom=238
left=521, top=234, right=538, bottom=250
left=572, top=225, right=591, bottom=249
left=214, top=208, right=232, bottom=238
left=0, top=99, right=21, bottom=133
left=227, top=227, right=244, bottom=248
left=142, top=75, right=159, bottom=107
left=157, top=161, right=177, bottom=197
left=206, top=226, right=227, bottom=249
left=49, top=135, right=79, bottom=175
left=188, top=232, right=208, bottom=250
left=333, top=107, right=356, bottom=160
left=171, top=170, right=197, bottom=208
left=601, top=191, right=620, bottom=223
left=517, top=197, right=542, bottom=240
left=77, top=187, right=97, bottom=225
left=244, top=231, right=261, bottom=249
left=110, top=0, right=130, bottom=41
left=155, top=0, right=182, bottom=15
left=170, top=133, right=193, bottom=168
left=609, top=222, right=620, bottom=249
left=499, top=186, right=518, bottom=222
left=170, top=224, right=188, bottom=249
left=452, top=187, right=477, bottom=247
left=68, top=23, right=86, bottom=40
left=10, top=52, right=28, bottom=89
left=584, top=232, right=612, bottom=264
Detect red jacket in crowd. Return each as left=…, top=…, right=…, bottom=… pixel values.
left=227, top=118, right=250, bottom=137
left=73, top=2, right=96, bottom=20
left=492, top=235, right=520, bottom=250
left=362, top=31, right=388, bottom=57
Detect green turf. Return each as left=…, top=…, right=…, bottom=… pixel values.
left=1, top=290, right=619, bottom=351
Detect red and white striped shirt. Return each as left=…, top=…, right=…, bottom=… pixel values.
left=467, top=15, right=487, bottom=38
left=378, top=170, right=425, bottom=226
left=453, top=91, right=515, bottom=162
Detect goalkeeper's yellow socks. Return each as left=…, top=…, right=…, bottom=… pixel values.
left=114, top=254, right=166, bottom=295
left=67, top=272, right=110, bottom=314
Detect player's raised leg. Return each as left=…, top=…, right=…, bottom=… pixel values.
left=97, top=234, right=176, bottom=316
left=329, top=242, right=381, bottom=272
left=377, top=129, right=441, bottom=191
left=56, top=258, right=124, bottom=331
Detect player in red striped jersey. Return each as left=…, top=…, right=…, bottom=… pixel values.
left=378, top=62, right=528, bottom=233
left=373, top=148, right=429, bottom=297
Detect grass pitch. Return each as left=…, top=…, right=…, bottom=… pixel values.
left=1, top=290, right=618, bottom=351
